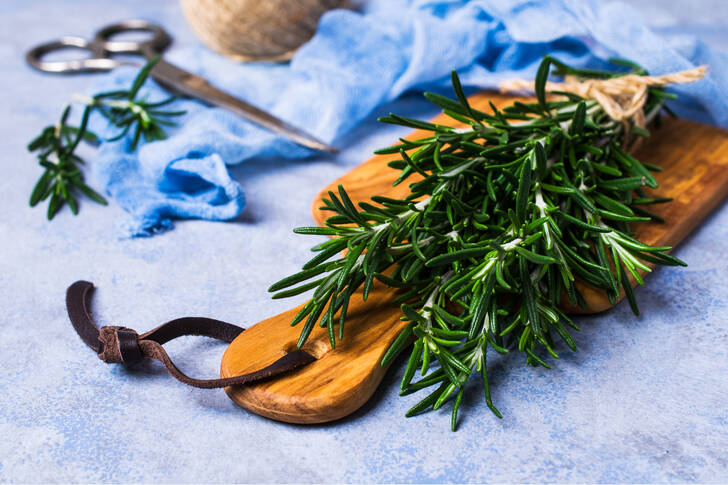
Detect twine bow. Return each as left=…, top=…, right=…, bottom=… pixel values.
left=499, top=65, right=707, bottom=151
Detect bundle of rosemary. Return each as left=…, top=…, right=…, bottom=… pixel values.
left=270, top=56, right=693, bottom=430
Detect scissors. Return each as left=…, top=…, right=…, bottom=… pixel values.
left=26, top=19, right=337, bottom=153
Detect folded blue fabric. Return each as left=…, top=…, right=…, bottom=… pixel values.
left=88, top=0, right=728, bottom=237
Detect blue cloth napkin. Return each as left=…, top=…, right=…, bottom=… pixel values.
left=89, top=0, right=728, bottom=237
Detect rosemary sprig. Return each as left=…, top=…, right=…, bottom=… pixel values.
left=28, top=56, right=185, bottom=219
left=270, top=56, right=687, bottom=430
left=28, top=104, right=106, bottom=219
left=75, top=57, right=186, bottom=151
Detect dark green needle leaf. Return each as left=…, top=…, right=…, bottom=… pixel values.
left=535, top=56, right=553, bottom=112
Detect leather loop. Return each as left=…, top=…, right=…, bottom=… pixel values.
left=97, top=326, right=126, bottom=363
left=116, top=328, right=143, bottom=365
left=65, top=280, right=315, bottom=389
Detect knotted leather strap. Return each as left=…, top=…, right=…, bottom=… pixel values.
left=66, top=280, right=315, bottom=389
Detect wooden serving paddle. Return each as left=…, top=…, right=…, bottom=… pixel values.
left=221, top=92, right=728, bottom=424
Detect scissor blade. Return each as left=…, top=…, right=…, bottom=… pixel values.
left=150, top=60, right=337, bottom=153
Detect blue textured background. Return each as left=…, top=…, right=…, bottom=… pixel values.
left=1, top=1, right=727, bottom=482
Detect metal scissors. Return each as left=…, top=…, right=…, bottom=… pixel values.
left=26, top=19, right=336, bottom=153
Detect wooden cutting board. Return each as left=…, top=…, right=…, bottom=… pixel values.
left=221, top=92, right=728, bottom=424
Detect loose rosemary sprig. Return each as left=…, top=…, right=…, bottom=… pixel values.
left=28, top=104, right=105, bottom=219
left=270, top=56, right=688, bottom=430
left=28, top=57, right=185, bottom=219
left=74, top=57, right=186, bottom=151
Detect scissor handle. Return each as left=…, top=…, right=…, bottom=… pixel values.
left=93, top=19, right=171, bottom=57
left=25, top=19, right=171, bottom=74
left=26, top=36, right=118, bottom=74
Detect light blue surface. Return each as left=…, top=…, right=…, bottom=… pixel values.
left=1, top=0, right=727, bottom=482
left=85, top=0, right=728, bottom=237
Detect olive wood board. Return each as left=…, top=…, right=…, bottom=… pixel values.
left=221, top=92, right=728, bottom=424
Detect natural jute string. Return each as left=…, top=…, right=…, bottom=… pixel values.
left=499, top=65, right=707, bottom=150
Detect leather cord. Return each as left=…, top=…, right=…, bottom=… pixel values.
left=66, top=280, right=316, bottom=389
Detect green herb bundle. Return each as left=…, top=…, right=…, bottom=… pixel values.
left=28, top=57, right=184, bottom=219
left=270, top=56, right=687, bottom=429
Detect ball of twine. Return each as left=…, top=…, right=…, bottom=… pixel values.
left=180, top=0, right=349, bottom=62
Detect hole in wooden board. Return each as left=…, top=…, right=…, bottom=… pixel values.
left=283, top=339, right=330, bottom=359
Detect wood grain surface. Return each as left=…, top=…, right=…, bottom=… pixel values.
left=222, top=92, right=728, bottom=424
